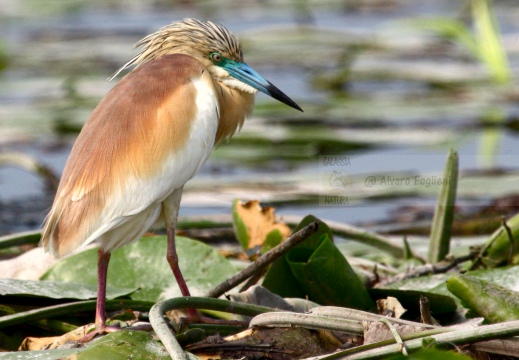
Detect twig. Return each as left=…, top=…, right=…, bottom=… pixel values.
left=308, top=306, right=437, bottom=329
left=239, top=267, right=267, bottom=293
left=314, top=318, right=519, bottom=359
left=249, top=312, right=364, bottom=334
left=206, top=221, right=319, bottom=298
left=378, top=318, right=408, bottom=355
left=419, top=296, right=433, bottom=325
left=379, top=250, right=479, bottom=286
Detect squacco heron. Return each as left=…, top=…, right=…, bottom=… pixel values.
left=41, top=18, right=301, bottom=336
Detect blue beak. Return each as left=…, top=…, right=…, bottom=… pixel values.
left=223, top=60, right=303, bottom=112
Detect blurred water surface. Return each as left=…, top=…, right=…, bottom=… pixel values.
left=1, top=0, right=519, bottom=235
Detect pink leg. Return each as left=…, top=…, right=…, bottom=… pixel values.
left=165, top=224, right=248, bottom=327
left=166, top=225, right=198, bottom=318
left=95, top=249, right=111, bottom=331
left=79, top=249, right=112, bottom=342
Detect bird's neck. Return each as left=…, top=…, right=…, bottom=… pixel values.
left=214, top=82, right=255, bottom=145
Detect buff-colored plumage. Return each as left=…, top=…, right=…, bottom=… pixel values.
left=41, top=19, right=253, bottom=257
left=40, top=18, right=300, bottom=336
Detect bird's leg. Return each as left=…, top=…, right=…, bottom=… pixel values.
left=166, top=225, right=191, bottom=297
left=162, top=188, right=246, bottom=327
left=79, top=249, right=116, bottom=343
left=166, top=225, right=198, bottom=319
left=165, top=226, right=246, bottom=327
left=162, top=187, right=199, bottom=319
left=95, top=248, right=111, bottom=331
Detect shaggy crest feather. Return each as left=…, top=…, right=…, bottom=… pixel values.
left=109, top=18, right=243, bottom=80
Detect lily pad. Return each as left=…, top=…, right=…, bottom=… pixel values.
left=75, top=330, right=171, bottom=359
left=376, top=265, right=519, bottom=312
left=41, top=236, right=236, bottom=302
left=0, top=278, right=134, bottom=300
left=0, top=330, right=171, bottom=360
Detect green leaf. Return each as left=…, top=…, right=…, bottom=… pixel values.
left=263, top=215, right=374, bottom=310
left=447, top=273, right=519, bottom=323
left=472, top=0, right=512, bottom=84
left=0, top=348, right=82, bottom=360
left=406, top=17, right=479, bottom=57
left=76, top=331, right=170, bottom=359
left=480, top=212, right=519, bottom=268
left=261, top=228, right=284, bottom=253
left=0, top=278, right=134, bottom=300
left=428, top=149, right=458, bottom=263
left=0, top=330, right=171, bottom=360
left=0, top=300, right=154, bottom=330
left=232, top=198, right=249, bottom=249
left=287, top=237, right=374, bottom=309
left=387, top=348, right=471, bottom=360
left=0, top=230, right=41, bottom=250
left=377, top=265, right=519, bottom=312
left=41, top=236, right=236, bottom=302
left=263, top=215, right=332, bottom=298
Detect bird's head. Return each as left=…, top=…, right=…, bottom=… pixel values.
left=111, top=18, right=302, bottom=111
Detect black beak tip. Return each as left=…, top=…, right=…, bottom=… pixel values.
left=290, top=101, right=304, bottom=112
left=267, top=82, right=303, bottom=112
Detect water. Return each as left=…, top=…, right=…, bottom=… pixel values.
left=1, top=0, right=519, bottom=235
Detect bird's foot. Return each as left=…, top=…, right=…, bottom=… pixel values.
left=78, top=323, right=121, bottom=343
left=78, top=322, right=153, bottom=343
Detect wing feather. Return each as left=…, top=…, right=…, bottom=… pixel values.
left=41, top=54, right=219, bottom=257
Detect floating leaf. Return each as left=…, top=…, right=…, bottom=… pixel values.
left=447, top=274, right=519, bottom=323
left=0, top=330, right=171, bottom=360
left=41, top=236, right=236, bottom=302
left=0, top=278, right=134, bottom=300
left=76, top=331, right=170, bottom=359
left=232, top=199, right=291, bottom=251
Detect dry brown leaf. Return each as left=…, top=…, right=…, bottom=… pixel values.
left=233, top=200, right=291, bottom=249
left=376, top=296, right=407, bottom=319
left=363, top=321, right=431, bottom=345
left=19, top=324, right=93, bottom=350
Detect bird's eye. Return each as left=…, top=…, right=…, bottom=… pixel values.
left=210, top=52, right=222, bottom=63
